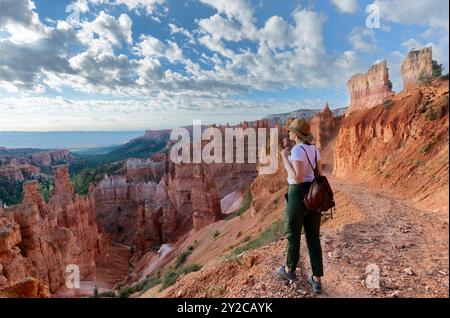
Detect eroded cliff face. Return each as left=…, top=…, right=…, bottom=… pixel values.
left=347, top=61, right=394, bottom=115
left=92, top=174, right=170, bottom=246
left=92, top=122, right=271, bottom=255
left=174, top=164, right=222, bottom=232
left=125, top=155, right=166, bottom=182
left=334, top=79, right=449, bottom=212
left=93, top=160, right=233, bottom=249
left=0, top=161, right=40, bottom=183
left=31, top=150, right=70, bottom=166
left=0, top=166, right=107, bottom=294
left=401, top=47, right=433, bottom=90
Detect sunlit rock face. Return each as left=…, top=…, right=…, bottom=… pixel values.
left=401, top=47, right=433, bottom=90
left=31, top=150, right=70, bottom=166
left=0, top=167, right=107, bottom=294
left=346, top=61, right=394, bottom=115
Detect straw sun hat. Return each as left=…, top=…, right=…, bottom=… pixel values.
left=284, top=118, right=315, bottom=144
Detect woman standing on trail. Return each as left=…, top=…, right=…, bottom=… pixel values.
left=276, top=118, right=324, bottom=294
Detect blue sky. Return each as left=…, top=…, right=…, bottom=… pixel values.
left=0, top=0, right=448, bottom=131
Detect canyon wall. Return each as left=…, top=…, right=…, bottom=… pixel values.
left=0, top=162, right=40, bottom=183
left=346, top=61, right=394, bottom=115
left=401, top=47, right=433, bottom=90
left=92, top=122, right=271, bottom=253
left=334, top=78, right=449, bottom=212
left=0, top=166, right=107, bottom=293
left=31, top=150, right=70, bottom=166
left=92, top=174, right=171, bottom=246
left=125, top=156, right=166, bottom=182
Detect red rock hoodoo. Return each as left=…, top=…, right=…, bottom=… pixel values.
left=0, top=166, right=107, bottom=294
left=310, top=103, right=340, bottom=150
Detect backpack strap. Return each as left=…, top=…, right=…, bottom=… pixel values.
left=299, top=146, right=320, bottom=177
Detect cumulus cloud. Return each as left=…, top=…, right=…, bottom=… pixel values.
left=0, top=22, right=78, bottom=92
left=0, top=0, right=39, bottom=28
left=76, top=0, right=166, bottom=15
left=0, top=5, right=138, bottom=94
left=259, top=16, right=289, bottom=50
left=198, top=14, right=244, bottom=42
left=168, top=23, right=193, bottom=39
left=1, top=1, right=360, bottom=99
left=198, top=0, right=257, bottom=38
left=66, top=52, right=136, bottom=93
left=374, top=0, right=449, bottom=73
left=81, top=11, right=133, bottom=47
left=117, top=0, right=166, bottom=15
left=133, top=34, right=183, bottom=63
left=331, top=0, right=359, bottom=14
left=1, top=0, right=448, bottom=132
left=0, top=0, right=48, bottom=43
left=374, top=0, right=449, bottom=31
left=348, top=27, right=377, bottom=52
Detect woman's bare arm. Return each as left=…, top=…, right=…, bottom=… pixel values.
left=317, top=159, right=323, bottom=176
left=281, top=152, right=296, bottom=176
left=291, top=160, right=304, bottom=184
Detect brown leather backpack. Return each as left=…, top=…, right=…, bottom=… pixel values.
left=300, top=146, right=335, bottom=217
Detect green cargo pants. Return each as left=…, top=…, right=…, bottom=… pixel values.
left=284, top=183, right=323, bottom=277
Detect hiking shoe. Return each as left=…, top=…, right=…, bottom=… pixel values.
left=276, top=266, right=297, bottom=282
left=307, top=276, right=322, bottom=294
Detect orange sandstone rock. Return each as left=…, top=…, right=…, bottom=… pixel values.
left=346, top=61, right=394, bottom=115
left=401, top=47, right=433, bottom=90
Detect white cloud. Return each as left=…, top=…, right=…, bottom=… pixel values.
left=133, top=34, right=183, bottom=63
left=0, top=25, right=78, bottom=92
left=348, top=27, right=377, bottom=52
left=0, top=94, right=335, bottom=131
left=198, top=0, right=257, bottom=38
left=118, top=0, right=165, bottom=15
left=291, top=9, right=326, bottom=55
left=65, top=51, right=136, bottom=93
left=259, top=16, right=289, bottom=50
left=81, top=11, right=133, bottom=47
left=0, top=0, right=49, bottom=43
left=402, top=39, right=424, bottom=52
left=374, top=0, right=449, bottom=73
left=77, top=0, right=166, bottom=15
left=373, top=0, right=449, bottom=31
left=334, top=50, right=359, bottom=70
left=331, top=0, right=359, bottom=14
left=198, top=35, right=235, bottom=59
left=198, top=14, right=244, bottom=42
left=0, top=1, right=359, bottom=110
left=168, top=23, right=192, bottom=38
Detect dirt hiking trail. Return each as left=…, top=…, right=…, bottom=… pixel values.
left=311, top=177, right=449, bottom=298
left=160, top=177, right=449, bottom=298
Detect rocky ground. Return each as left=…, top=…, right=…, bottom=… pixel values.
left=159, top=177, right=449, bottom=298
left=318, top=178, right=448, bottom=298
